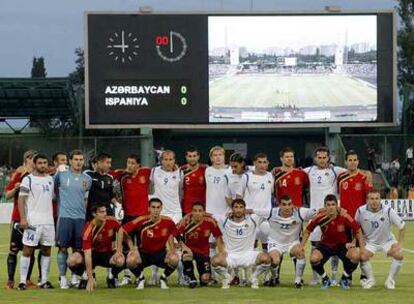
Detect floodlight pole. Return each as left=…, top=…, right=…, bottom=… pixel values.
left=140, top=127, right=155, bottom=167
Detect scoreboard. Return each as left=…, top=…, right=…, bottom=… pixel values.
left=86, top=14, right=208, bottom=125
left=85, top=12, right=396, bottom=129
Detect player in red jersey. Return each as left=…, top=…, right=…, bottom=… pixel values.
left=176, top=201, right=224, bottom=288
left=67, top=205, right=126, bottom=292
left=269, top=147, right=309, bottom=286
left=118, top=198, right=179, bottom=290
left=338, top=150, right=373, bottom=218
left=180, top=146, right=207, bottom=215
left=4, top=150, right=36, bottom=290
left=111, top=154, right=151, bottom=286
left=111, top=154, right=151, bottom=219
left=299, top=194, right=363, bottom=289
left=338, top=150, right=373, bottom=284
left=272, top=147, right=309, bottom=207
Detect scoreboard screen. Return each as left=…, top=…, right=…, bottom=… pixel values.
left=85, top=12, right=396, bottom=129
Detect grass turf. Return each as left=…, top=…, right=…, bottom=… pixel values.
left=209, top=74, right=377, bottom=108
left=0, top=223, right=413, bottom=304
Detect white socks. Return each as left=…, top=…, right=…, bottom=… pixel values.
left=20, top=255, right=31, bottom=284
left=40, top=255, right=51, bottom=284
left=388, top=259, right=402, bottom=280
left=295, top=258, right=306, bottom=283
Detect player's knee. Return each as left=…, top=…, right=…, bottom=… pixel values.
left=270, top=254, right=280, bottom=265
left=110, top=254, right=125, bottom=268
left=310, top=253, right=321, bottom=264
left=200, top=273, right=210, bottom=283
left=347, top=249, right=360, bottom=263
left=166, top=253, right=179, bottom=267
left=211, top=255, right=225, bottom=267
left=126, top=251, right=141, bottom=269
left=67, top=252, right=83, bottom=267
left=182, top=252, right=194, bottom=262
left=392, top=249, right=404, bottom=261
left=259, top=253, right=271, bottom=264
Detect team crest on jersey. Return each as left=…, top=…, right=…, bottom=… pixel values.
left=97, top=234, right=103, bottom=241
left=108, top=229, right=114, bottom=237
left=244, top=224, right=249, bottom=228
left=139, top=176, right=146, bottom=184
left=82, top=181, right=88, bottom=189
left=342, top=182, right=348, bottom=190
left=49, top=181, right=52, bottom=185
left=127, top=179, right=132, bottom=184
left=380, top=217, right=385, bottom=221
left=146, top=229, right=154, bottom=238
left=337, top=224, right=345, bottom=232
left=161, top=228, right=169, bottom=236
left=199, top=176, right=205, bottom=184
left=355, top=183, right=362, bottom=191
left=294, top=177, right=301, bottom=185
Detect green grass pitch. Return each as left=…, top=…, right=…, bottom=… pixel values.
left=209, top=74, right=377, bottom=108
left=0, top=223, right=413, bottom=304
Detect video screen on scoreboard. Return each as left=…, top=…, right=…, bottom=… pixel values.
left=208, top=15, right=378, bottom=123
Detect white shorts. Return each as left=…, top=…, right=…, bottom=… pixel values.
left=365, top=240, right=397, bottom=257
left=268, top=240, right=300, bottom=256
left=255, top=221, right=269, bottom=243
left=226, top=250, right=259, bottom=268
left=310, top=227, right=322, bottom=242
left=22, top=224, right=55, bottom=247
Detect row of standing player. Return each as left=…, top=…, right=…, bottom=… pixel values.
left=3, top=145, right=404, bottom=290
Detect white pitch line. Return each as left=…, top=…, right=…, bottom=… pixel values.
left=403, top=248, right=414, bottom=253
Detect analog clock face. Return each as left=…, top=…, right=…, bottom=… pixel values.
left=155, top=31, right=188, bottom=62
left=107, top=30, right=139, bottom=63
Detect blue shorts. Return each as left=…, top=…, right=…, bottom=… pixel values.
left=56, top=217, right=85, bottom=249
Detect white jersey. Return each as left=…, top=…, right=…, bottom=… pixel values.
left=150, top=166, right=182, bottom=215
left=225, top=172, right=244, bottom=200
left=304, top=165, right=346, bottom=209
left=205, top=166, right=231, bottom=215
left=19, top=174, right=54, bottom=225
left=255, top=207, right=316, bottom=244
left=240, top=171, right=274, bottom=209
left=216, top=214, right=263, bottom=253
left=355, top=203, right=405, bottom=245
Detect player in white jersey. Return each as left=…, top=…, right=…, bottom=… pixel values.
left=224, top=153, right=249, bottom=286
left=211, top=199, right=271, bottom=289
left=252, top=195, right=316, bottom=288
left=150, top=150, right=183, bottom=285
left=205, top=146, right=231, bottom=216
left=150, top=150, right=182, bottom=224
left=205, top=146, right=231, bottom=280
left=225, top=153, right=247, bottom=201
left=304, top=146, right=346, bottom=284
left=17, top=154, right=55, bottom=290
left=238, top=153, right=274, bottom=251
left=355, top=190, right=406, bottom=289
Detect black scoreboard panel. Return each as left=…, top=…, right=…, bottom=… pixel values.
left=85, top=12, right=396, bottom=128
left=87, top=14, right=208, bottom=124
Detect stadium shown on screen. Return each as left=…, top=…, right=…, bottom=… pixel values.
left=208, top=15, right=378, bottom=123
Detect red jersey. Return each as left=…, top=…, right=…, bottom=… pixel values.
left=4, top=170, right=28, bottom=222
left=306, top=211, right=360, bottom=249
left=82, top=217, right=121, bottom=253
left=180, top=164, right=207, bottom=214
left=175, top=214, right=222, bottom=257
left=272, top=167, right=309, bottom=207
left=338, top=170, right=373, bottom=218
left=111, top=168, right=151, bottom=217
left=123, top=215, right=177, bottom=254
